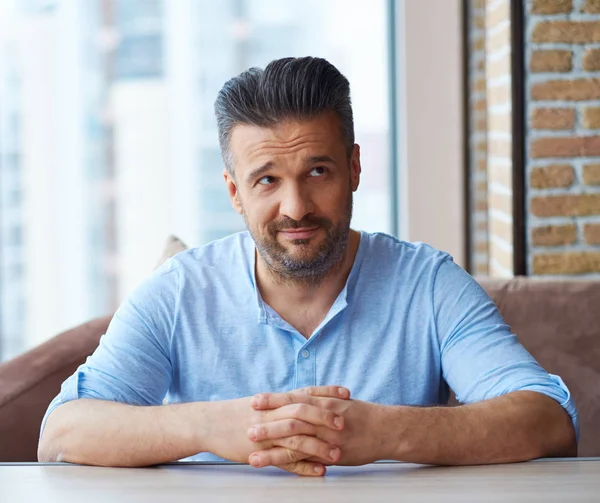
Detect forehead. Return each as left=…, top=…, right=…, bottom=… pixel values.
left=228, top=112, right=344, bottom=168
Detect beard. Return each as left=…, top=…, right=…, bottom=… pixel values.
left=243, top=190, right=353, bottom=285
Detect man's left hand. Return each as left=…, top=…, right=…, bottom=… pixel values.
left=247, top=391, right=389, bottom=468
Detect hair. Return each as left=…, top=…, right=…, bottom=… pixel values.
left=214, top=56, right=355, bottom=173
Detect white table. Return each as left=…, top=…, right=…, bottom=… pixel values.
left=2, top=459, right=599, bottom=502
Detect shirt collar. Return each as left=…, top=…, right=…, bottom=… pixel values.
left=245, top=231, right=369, bottom=337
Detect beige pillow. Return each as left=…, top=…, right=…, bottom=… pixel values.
left=155, top=235, right=188, bottom=269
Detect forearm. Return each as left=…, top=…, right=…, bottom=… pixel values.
left=38, top=399, right=216, bottom=466
left=380, top=391, right=577, bottom=465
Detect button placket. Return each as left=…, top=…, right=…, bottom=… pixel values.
left=295, top=345, right=316, bottom=389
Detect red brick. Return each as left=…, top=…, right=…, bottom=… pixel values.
left=530, top=108, right=575, bottom=130
left=472, top=78, right=486, bottom=93
left=530, top=50, right=573, bottom=73
left=582, top=0, right=600, bottom=13
left=474, top=14, right=485, bottom=30
left=530, top=165, right=574, bottom=188
left=532, top=0, right=573, bottom=14
left=532, top=21, right=600, bottom=44
left=584, top=223, right=600, bottom=244
left=583, top=164, right=600, bottom=185
left=531, top=224, right=577, bottom=246
left=530, top=136, right=600, bottom=158
left=533, top=252, right=600, bottom=275
left=531, top=79, right=600, bottom=101
left=582, top=107, right=600, bottom=129
left=531, top=194, right=600, bottom=216
left=582, top=49, right=600, bottom=71
left=476, top=241, right=489, bottom=254
left=474, top=99, right=487, bottom=111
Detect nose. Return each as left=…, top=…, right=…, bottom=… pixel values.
left=279, top=181, right=315, bottom=222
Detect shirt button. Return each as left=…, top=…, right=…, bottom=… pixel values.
left=301, top=350, right=310, bottom=359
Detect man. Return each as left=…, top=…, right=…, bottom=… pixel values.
left=38, top=57, right=578, bottom=477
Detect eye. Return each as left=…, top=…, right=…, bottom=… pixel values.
left=258, top=175, right=276, bottom=186
left=309, top=166, right=327, bottom=177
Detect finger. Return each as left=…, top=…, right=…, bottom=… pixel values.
left=279, top=461, right=327, bottom=477
left=251, top=386, right=349, bottom=410
left=301, top=386, right=351, bottom=400
left=252, top=451, right=325, bottom=477
left=248, top=419, right=317, bottom=442
left=268, top=403, right=343, bottom=430
left=250, top=436, right=339, bottom=467
left=250, top=391, right=311, bottom=410
left=275, top=435, right=341, bottom=464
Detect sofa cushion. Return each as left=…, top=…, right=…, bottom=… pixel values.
left=0, top=316, right=112, bottom=461
left=478, top=277, right=600, bottom=457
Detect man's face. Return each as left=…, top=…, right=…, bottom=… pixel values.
left=224, top=111, right=361, bottom=281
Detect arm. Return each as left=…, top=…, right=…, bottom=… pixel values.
left=431, top=258, right=578, bottom=461
left=39, top=389, right=348, bottom=470
left=38, top=399, right=212, bottom=466
left=247, top=390, right=575, bottom=468
left=377, top=260, right=577, bottom=464
left=38, top=260, right=345, bottom=473
left=379, top=390, right=576, bottom=465
left=249, top=259, right=579, bottom=466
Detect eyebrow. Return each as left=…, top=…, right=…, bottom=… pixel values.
left=307, top=155, right=337, bottom=165
left=246, top=162, right=274, bottom=185
left=245, top=156, right=337, bottom=185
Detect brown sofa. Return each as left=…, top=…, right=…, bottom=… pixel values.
left=1, top=277, right=598, bottom=462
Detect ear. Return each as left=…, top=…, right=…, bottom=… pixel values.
left=350, top=144, right=361, bottom=192
left=224, top=169, right=243, bottom=215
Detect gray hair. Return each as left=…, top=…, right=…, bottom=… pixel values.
left=214, top=56, right=355, bottom=173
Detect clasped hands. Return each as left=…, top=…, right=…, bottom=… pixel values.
left=206, top=386, right=388, bottom=477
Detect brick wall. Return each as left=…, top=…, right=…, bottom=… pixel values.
left=486, top=0, right=514, bottom=276
left=469, top=0, right=490, bottom=275
left=468, top=0, right=514, bottom=277
left=527, top=0, right=600, bottom=275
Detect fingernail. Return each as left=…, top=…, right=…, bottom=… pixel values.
left=329, top=448, right=339, bottom=461
left=314, top=465, right=324, bottom=475
left=250, top=455, right=261, bottom=467
left=338, top=387, right=347, bottom=396
left=250, top=395, right=260, bottom=407
left=333, top=416, right=343, bottom=429
left=248, top=427, right=258, bottom=440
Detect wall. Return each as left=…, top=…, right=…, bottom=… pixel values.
left=526, top=0, right=600, bottom=276
left=398, top=0, right=466, bottom=267
left=467, top=0, right=515, bottom=277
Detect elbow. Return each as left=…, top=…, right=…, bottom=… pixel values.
left=555, top=422, right=578, bottom=458
left=38, top=431, right=63, bottom=463
left=38, top=408, right=72, bottom=463
left=541, top=403, right=578, bottom=459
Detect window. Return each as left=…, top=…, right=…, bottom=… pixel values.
left=0, top=0, right=394, bottom=361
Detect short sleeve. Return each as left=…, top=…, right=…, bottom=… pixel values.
left=434, top=258, right=579, bottom=441
left=40, top=260, right=180, bottom=436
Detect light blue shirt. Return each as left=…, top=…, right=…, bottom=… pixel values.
left=41, top=231, right=579, bottom=460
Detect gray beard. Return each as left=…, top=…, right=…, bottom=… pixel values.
left=244, top=195, right=353, bottom=287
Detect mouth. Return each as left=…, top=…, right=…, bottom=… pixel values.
left=278, top=226, right=320, bottom=241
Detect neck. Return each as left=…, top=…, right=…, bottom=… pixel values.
left=255, top=229, right=361, bottom=307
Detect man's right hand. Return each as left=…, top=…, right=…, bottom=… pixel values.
left=203, top=386, right=351, bottom=476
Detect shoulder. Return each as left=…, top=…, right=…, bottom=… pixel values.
left=159, top=231, right=252, bottom=286
left=361, top=231, right=452, bottom=275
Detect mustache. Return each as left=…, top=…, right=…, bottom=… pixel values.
left=269, top=216, right=332, bottom=232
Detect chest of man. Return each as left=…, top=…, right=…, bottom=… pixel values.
left=165, top=304, right=448, bottom=410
